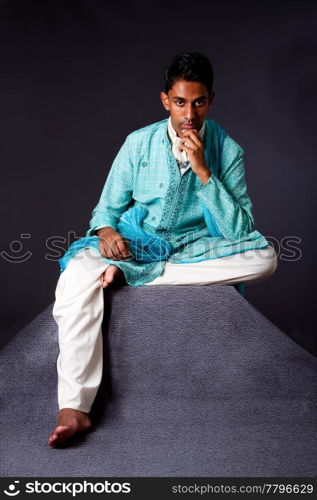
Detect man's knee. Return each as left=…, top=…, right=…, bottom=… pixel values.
left=253, top=246, right=278, bottom=280
left=54, top=248, right=108, bottom=303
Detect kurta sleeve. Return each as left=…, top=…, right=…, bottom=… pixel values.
left=86, top=137, right=134, bottom=236
left=196, top=135, right=255, bottom=240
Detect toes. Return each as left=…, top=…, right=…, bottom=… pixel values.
left=102, top=266, right=125, bottom=287
left=102, top=275, right=114, bottom=288
left=48, top=430, right=58, bottom=441
left=48, top=433, right=58, bottom=447
left=55, top=425, right=71, bottom=435
left=48, top=426, right=76, bottom=447
left=106, top=276, right=114, bottom=284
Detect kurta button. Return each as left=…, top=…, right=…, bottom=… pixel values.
left=159, top=183, right=163, bottom=188
left=151, top=216, right=156, bottom=221
left=141, top=161, right=147, bottom=167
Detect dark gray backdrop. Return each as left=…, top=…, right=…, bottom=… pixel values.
left=0, top=0, right=316, bottom=354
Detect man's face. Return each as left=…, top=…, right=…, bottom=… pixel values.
left=160, top=79, right=214, bottom=137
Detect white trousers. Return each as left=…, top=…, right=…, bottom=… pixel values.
left=52, top=245, right=277, bottom=412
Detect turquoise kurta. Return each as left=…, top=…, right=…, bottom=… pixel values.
left=60, top=118, right=270, bottom=286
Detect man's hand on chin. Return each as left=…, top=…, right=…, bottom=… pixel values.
left=180, top=129, right=211, bottom=184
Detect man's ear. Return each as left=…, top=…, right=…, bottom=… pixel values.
left=160, top=91, right=170, bottom=111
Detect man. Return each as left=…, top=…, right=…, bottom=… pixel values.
left=48, top=52, right=277, bottom=447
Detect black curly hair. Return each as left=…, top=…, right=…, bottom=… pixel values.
left=164, top=52, right=214, bottom=94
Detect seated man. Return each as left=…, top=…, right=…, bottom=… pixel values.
left=48, top=52, right=277, bottom=447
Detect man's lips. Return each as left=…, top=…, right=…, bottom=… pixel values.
left=182, top=124, right=196, bottom=130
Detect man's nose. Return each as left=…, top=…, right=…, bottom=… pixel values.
left=184, top=104, right=196, bottom=121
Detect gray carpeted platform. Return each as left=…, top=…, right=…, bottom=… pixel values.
left=1, top=285, right=317, bottom=477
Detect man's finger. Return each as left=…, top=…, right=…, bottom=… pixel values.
left=113, top=239, right=130, bottom=260
left=116, top=238, right=132, bottom=258
left=181, top=136, right=197, bottom=150
left=180, top=143, right=192, bottom=153
left=99, top=240, right=117, bottom=260
left=98, top=234, right=132, bottom=261
left=98, top=240, right=107, bottom=258
left=181, top=129, right=202, bottom=147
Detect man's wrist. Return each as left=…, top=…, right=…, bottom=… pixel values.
left=196, top=167, right=212, bottom=185
left=97, top=226, right=115, bottom=237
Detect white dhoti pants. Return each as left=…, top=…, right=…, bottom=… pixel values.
left=52, top=245, right=277, bottom=412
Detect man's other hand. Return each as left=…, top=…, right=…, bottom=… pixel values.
left=97, top=227, right=132, bottom=261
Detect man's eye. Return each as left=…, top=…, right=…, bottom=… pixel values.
left=195, top=100, right=204, bottom=106
left=176, top=101, right=184, bottom=106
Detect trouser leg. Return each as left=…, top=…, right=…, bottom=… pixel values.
left=52, top=247, right=109, bottom=413
left=145, top=245, right=278, bottom=286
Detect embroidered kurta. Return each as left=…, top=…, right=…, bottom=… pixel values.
left=60, top=118, right=270, bottom=286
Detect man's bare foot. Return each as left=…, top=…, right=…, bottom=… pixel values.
left=48, top=408, right=92, bottom=448
left=101, top=264, right=126, bottom=288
